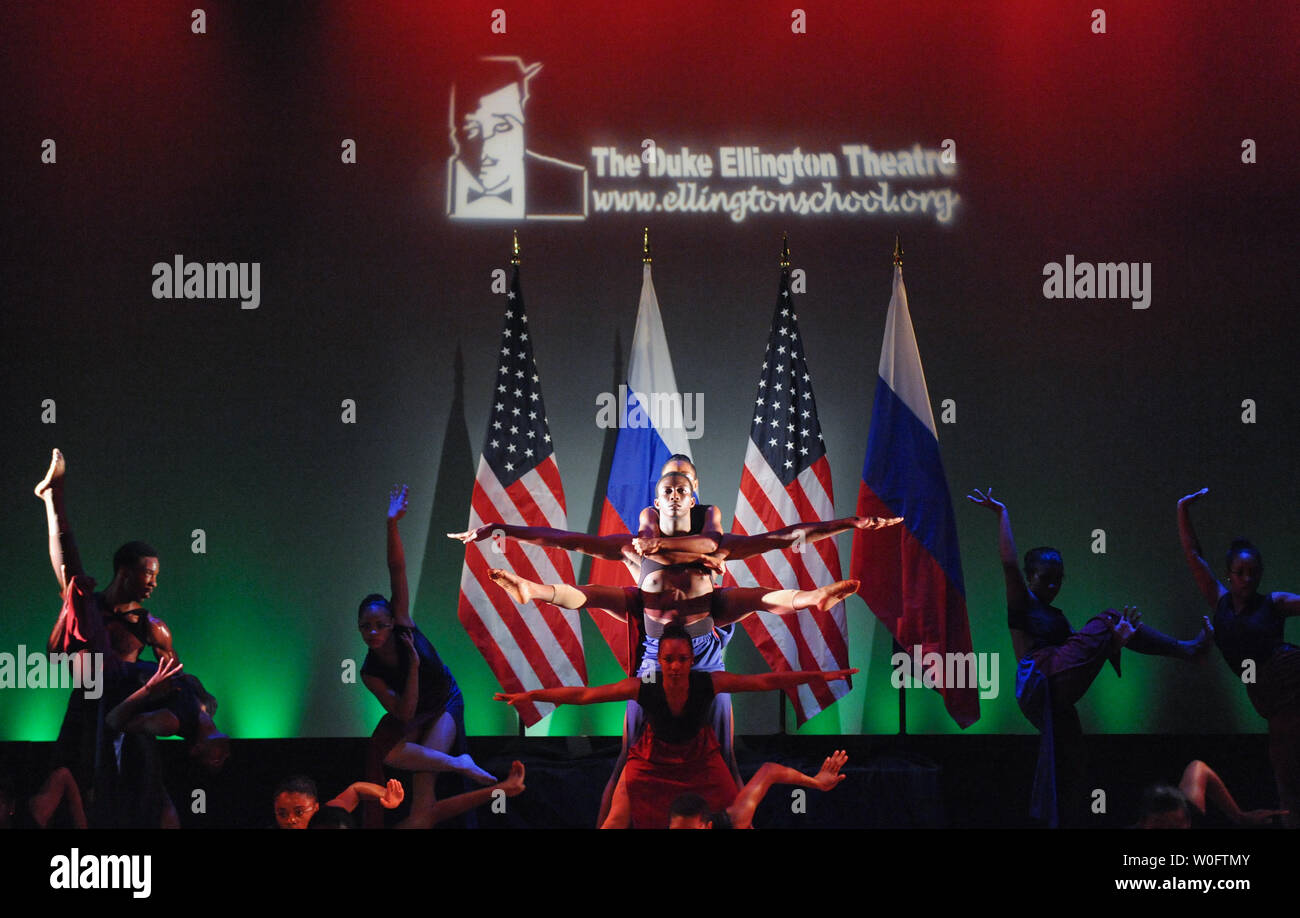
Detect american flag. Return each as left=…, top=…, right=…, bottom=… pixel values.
left=722, top=255, right=851, bottom=724
left=456, top=261, right=586, bottom=727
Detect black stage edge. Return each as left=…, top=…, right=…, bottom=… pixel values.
left=0, top=733, right=1281, bottom=830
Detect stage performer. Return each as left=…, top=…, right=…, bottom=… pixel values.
left=458, top=463, right=885, bottom=821
left=668, top=748, right=849, bottom=829
left=495, top=624, right=854, bottom=828
left=359, top=485, right=494, bottom=829
left=968, top=487, right=1210, bottom=827
left=1177, top=487, right=1300, bottom=827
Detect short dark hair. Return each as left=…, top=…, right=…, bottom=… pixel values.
left=659, top=623, right=692, bottom=647
left=273, top=775, right=318, bottom=802
left=1226, top=539, right=1263, bottom=572
left=113, top=541, right=159, bottom=574
left=1024, top=547, right=1063, bottom=576
left=657, top=471, right=693, bottom=492
left=1138, top=783, right=1190, bottom=820
left=357, top=593, right=392, bottom=620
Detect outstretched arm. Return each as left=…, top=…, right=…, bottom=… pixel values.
left=710, top=667, right=856, bottom=696
left=388, top=485, right=413, bottom=628
left=450, top=522, right=632, bottom=561
left=495, top=677, right=640, bottom=709
left=327, top=778, right=405, bottom=813
left=1177, top=489, right=1227, bottom=610
left=967, top=488, right=1033, bottom=659
left=718, top=517, right=902, bottom=561
left=726, top=750, right=848, bottom=829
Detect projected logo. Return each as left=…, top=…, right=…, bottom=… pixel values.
left=446, top=56, right=588, bottom=221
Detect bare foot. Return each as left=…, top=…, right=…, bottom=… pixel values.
left=489, top=568, right=542, bottom=605
left=500, top=760, right=526, bottom=797
left=798, top=579, right=860, bottom=612
left=454, top=754, right=497, bottom=786
left=35, top=449, right=65, bottom=498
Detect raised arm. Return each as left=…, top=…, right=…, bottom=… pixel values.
left=106, top=656, right=186, bottom=735
left=1177, top=489, right=1227, bottom=610
left=388, top=485, right=413, bottom=628
left=710, top=667, right=856, bottom=696
left=326, top=778, right=405, bottom=813
left=725, top=750, right=848, bottom=830
left=967, top=488, right=1034, bottom=659
left=495, top=677, right=640, bottom=709
left=1179, top=759, right=1286, bottom=827
left=717, top=516, right=903, bottom=561
left=449, top=522, right=633, bottom=561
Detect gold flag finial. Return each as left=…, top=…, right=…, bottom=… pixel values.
left=642, top=227, right=652, bottom=264
left=893, top=234, right=903, bottom=267
left=780, top=232, right=791, bottom=268
left=511, top=229, right=521, bottom=265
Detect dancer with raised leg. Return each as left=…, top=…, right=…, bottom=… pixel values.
left=968, top=487, right=1210, bottom=827
left=1177, top=487, right=1300, bottom=827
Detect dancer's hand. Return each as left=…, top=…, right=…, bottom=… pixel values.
left=822, top=668, right=859, bottom=682
left=966, top=488, right=1006, bottom=513
left=388, top=485, right=409, bottom=521
left=1178, top=487, right=1209, bottom=507
left=447, top=525, right=492, bottom=544
left=494, top=691, right=531, bottom=708
left=1112, top=606, right=1142, bottom=647
left=811, top=750, right=849, bottom=791
left=632, top=536, right=662, bottom=556
left=398, top=630, right=416, bottom=659
left=379, top=778, right=405, bottom=809
left=1188, top=615, right=1215, bottom=658
left=853, top=516, right=904, bottom=530
left=144, top=656, right=184, bottom=698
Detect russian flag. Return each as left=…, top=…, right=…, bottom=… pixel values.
left=851, top=263, right=979, bottom=728
left=590, top=260, right=692, bottom=672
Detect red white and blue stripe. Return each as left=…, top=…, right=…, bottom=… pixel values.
left=850, top=264, right=979, bottom=727
left=590, top=261, right=692, bottom=672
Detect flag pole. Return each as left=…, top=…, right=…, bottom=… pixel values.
left=893, top=234, right=907, bottom=737
left=778, top=233, right=787, bottom=732
left=513, top=230, right=528, bottom=739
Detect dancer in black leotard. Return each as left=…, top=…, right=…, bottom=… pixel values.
left=1178, top=487, right=1300, bottom=828
left=968, top=488, right=1211, bottom=826
left=358, top=486, right=494, bottom=828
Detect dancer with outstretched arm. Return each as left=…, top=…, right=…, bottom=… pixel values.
left=1178, top=487, right=1300, bottom=827
left=968, top=487, right=1210, bottom=827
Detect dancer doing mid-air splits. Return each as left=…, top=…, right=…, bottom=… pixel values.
left=496, top=623, right=856, bottom=828
left=1178, top=487, right=1300, bottom=828
left=359, top=485, right=495, bottom=829
left=967, top=488, right=1211, bottom=827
